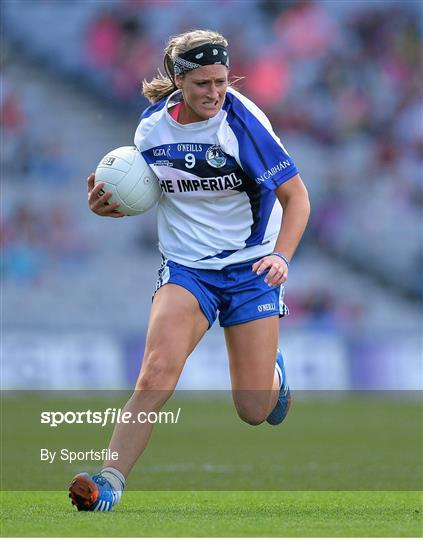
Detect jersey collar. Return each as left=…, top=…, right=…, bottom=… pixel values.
left=164, top=90, right=224, bottom=130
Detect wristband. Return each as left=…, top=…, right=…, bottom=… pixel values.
left=271, top=252, right=290, bottom=267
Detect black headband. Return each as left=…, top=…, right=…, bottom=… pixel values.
left=173, top=44, right=229, bottom=76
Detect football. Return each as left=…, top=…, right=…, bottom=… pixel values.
left=95, top=146, right=161, bottom=215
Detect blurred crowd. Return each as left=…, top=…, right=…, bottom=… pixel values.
left=82, top=0, right=422, bottom=297
left=1, top=60, right=85, bottom=285
left=1, top=0, right=421, bottom=313
left=1, top=204, right=89, bottom=284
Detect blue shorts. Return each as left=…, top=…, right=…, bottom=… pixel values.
left=155, top=256, right=289, bottom=329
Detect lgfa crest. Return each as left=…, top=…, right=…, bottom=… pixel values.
left=205, top=145, right=227, bottom=168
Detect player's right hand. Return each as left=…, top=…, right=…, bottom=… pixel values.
left=87, top=173, right=126, bottom=218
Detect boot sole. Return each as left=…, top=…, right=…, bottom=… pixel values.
left=69, top=473, right=99, bottom=511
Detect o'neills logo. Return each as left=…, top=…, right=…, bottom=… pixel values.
left=255, top=160, right=291, bottom=184
left=206, top=145, right=227, bottom=168
left=258, top=303, right=276, bottom=312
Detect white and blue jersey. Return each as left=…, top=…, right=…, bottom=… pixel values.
left=134, top=87, right=298, bottom=270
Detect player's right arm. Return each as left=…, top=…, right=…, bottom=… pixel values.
left=87, top=173, right=126, bottom=218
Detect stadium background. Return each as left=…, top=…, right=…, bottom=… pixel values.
left=2, top=0, right=422, bottom=393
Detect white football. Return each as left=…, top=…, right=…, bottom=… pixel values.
left=95, top=146, right=161, bottom=215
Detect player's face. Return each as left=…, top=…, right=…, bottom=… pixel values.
left=177, top=65, right=228, bottom=122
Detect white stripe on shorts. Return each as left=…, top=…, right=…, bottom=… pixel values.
left=279, top=284, right=289, bottom=316
left=155, top=255, right=170, bottom=293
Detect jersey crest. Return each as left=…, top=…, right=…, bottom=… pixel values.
left=205, top=145, right=226, bottom=168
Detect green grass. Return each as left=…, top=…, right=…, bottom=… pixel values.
left=2, top=394, right=422, bottom=491
left=1, top=394, right=422, bottom=536
left=1, top=490, right=422, bottom=537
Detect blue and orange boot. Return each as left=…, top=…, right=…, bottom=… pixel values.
left=266, top=349, right=292, bottom=425
left=69, top=469, right=124, bottom=512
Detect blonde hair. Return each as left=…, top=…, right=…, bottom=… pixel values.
left=143, top=29, right=229, bottom=104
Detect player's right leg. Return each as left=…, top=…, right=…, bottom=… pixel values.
left=69, top=283, right=209, bottom=511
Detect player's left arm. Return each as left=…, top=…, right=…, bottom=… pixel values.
left=252, top=174, right=311, bottom=286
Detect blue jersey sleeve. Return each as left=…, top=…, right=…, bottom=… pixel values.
left=139, top=96, right=168, bottom=120
left=223, top=91, right=298, bottom=190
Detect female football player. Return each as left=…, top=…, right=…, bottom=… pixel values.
left=69, top=29, right=310, bottom=512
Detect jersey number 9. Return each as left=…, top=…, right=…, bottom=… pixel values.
left=185, top=153, right=196, bottom=169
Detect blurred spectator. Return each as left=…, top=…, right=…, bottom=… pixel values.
left=1, top=203, right=89, bottom=284
left=111, top=17, right=158, bottom=98
left=0, top=78, right=26, bottom=134
left=1, top=76, right=28, bottom=174
left=85, top=10, right=122, bottom=69
left=273, top=0, right=336, bottom=59
left=30, top=139, right=71, bottom=184
left=1, top=205, right=46, bottom=284
left=244, top=53, right=291, bottom=107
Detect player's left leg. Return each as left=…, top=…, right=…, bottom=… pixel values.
left=224, top=316, right=291, bottom=425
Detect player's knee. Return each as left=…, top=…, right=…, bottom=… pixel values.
left=135, top=374, right=174, bottom=400
left=135, top=351, right=178, bottom=401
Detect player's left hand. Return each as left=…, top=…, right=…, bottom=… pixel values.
left=252, top=255, right=288, bottom=287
